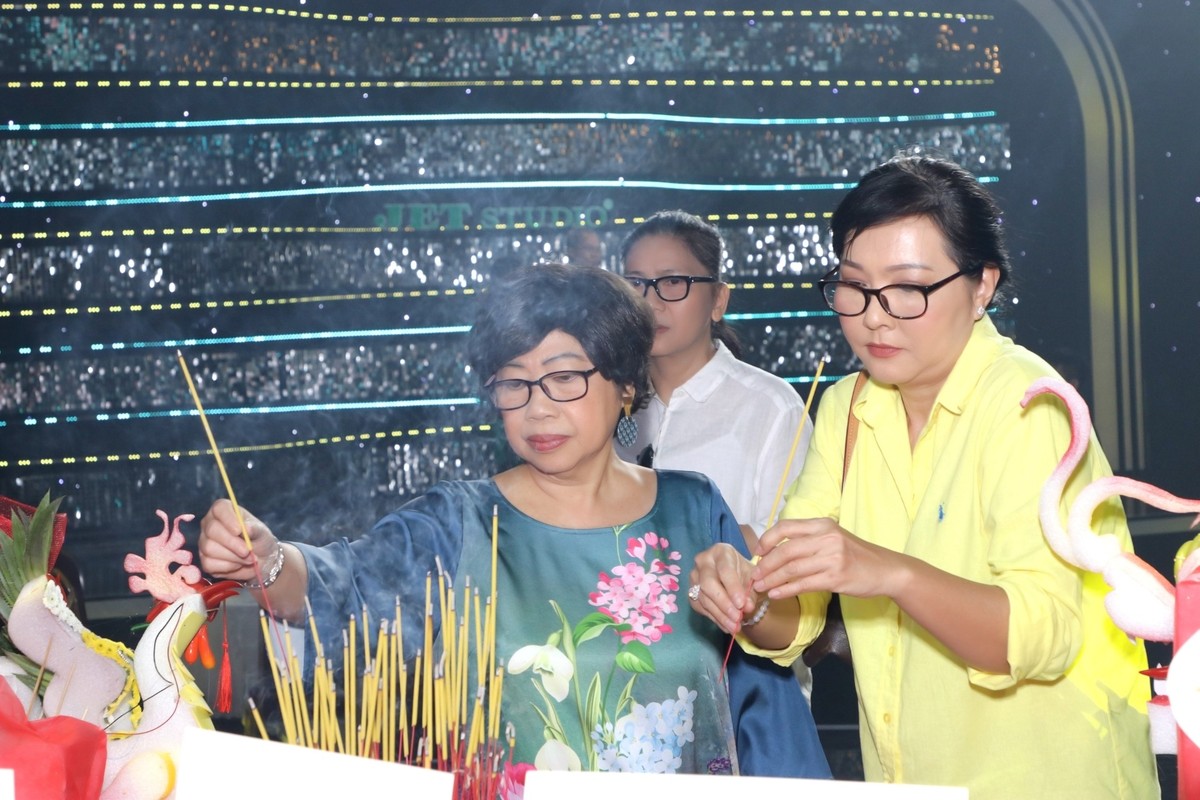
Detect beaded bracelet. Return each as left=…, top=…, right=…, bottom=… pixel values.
left=741, top=597, right=771, bottom=628
left=243, top=541, right=285, bottom=590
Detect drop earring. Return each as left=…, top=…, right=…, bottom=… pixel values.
left=616, top=399, right=638, bottom=447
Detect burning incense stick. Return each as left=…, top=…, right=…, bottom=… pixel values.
left=175, top=351, right=255, bottom=556
left=722, top=356, right=828, bottom=679
left=177, top=345, right=290, bottom=683
left=247, top=697, right=270, bottom=740
left=767, top=355, right=827, bottom=525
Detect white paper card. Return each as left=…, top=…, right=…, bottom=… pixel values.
left=176, top=727, right=454, bottom=799
left=524, top=771, right=968, bottom=800
left=0, top=768, right=13, bottom=800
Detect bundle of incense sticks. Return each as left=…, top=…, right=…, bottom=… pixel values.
left=177, top=351, right=512, bottom=797
left=250, top=508, right=509, bottom=800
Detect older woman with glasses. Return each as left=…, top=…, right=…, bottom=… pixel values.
left=197, top=262, right=830, bottom=779
left=689, top=155, right=1158, bottom=797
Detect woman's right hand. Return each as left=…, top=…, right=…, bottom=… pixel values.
left=198, top=499, right=278, bottom=584
left=752, top=517, right=907, bottom=601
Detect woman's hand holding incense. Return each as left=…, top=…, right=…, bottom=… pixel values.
left=751, top=517, right=904, bottom=600
left=688, top=543, right=759, bottom=634
left=198, top=499, right=278, bottom=584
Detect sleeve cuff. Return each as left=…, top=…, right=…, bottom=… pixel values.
left=737, top=592, right=830, bottom=668
left=967, top=580, right=1081, bottom=691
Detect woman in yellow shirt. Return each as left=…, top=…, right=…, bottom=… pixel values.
left=688, top=154, right=1158, bottom=798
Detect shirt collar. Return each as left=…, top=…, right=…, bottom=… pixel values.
left=935, top=315, right=1005, bottom=416
left=668, top=340, right=736, bottom=403
left=857, top=316, right=1005, bottom=424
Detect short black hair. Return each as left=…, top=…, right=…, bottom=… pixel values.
left=469, top=262, right=654, bottom=409
left=831, top=153, right=1011, bottom=306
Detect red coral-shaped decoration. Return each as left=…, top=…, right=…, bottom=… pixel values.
left=124, top=509, right=202, bottom=603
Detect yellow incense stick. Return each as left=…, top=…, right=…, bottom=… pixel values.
left=386, top=620, right=398, bottom=762
left=422, top=574, right=434, bottom=769
left=324, top=658, right=346, bottom=754
left=398, top=661, right=411, bottom=760
left=766, top=356, right=827, bottom=526
left=323, top=662, right=337, bottom=751
left=719, top=357, right=830, bottom=680
left=431, top=664, right=444, bottom=761
left=283, top=622, right=313, bottom=748
left=320, top=659, right=337, bottom=752
left=358, top=666, right=378, bottom=757
left=394, top=596, right=408, bottom=761
left=347, top=616, right=357, bottom=752
left=361, top=603, right=372, bottom=673
left=340, top=630, right=350, bottom=751
left=175, top=350, right=257, bottom=555
left=409, top=648, right=423, bottom=738
left=487, top=505, right=499, bottom=740
left=488, top=665, right=505, bottom=741
left=458, top=610, right=470, bottom=731
left=473, top=588, right=484, bottom=683
left=260, top=610, right=297, bottom=744
left=444, top=629, right=457, bottom=742
left=366, top=620, right=388, bottom=756
left=465, top=688, right=485, bottom=763
left=311, top=658, right=326, bottom=749
left=304, top=596, right=324, bottom=661
left=436, top=561, right=455, bottom=732
left=247, top=697, right=270, bottom=740
left=371, top=670, right=387, bottom=757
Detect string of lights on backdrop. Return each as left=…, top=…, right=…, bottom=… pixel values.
left=0, top=2, right=1025, bottom=598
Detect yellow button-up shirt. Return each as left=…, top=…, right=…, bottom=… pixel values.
left=752, top=318, right=1157, bottom=798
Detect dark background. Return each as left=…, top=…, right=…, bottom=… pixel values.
left=1, top=1, right=1197, bottom=791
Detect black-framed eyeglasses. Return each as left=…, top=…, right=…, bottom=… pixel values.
left=818, top=268, right=968, bottom=320
left=484, top=367, right=600, bottom=411
left=625, top=275, right=718, bottom=302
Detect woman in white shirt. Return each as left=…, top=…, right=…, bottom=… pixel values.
left=617, top=210, right=813, bottom=545
left=617, top=211, right=817, bottom=698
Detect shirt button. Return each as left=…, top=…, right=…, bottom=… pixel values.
left=883, top=713, right=892, bottom=724
left=887, top=646, right=896, bottom=656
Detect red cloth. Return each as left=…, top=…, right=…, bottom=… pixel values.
left=0, top=496, right=67, bottom=571
left=0, top=680, right=107, bottom=800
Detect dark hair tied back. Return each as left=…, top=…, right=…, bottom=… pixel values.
left=620, top=210, right=742, bottom=358
left=831, top=152, right=1011, bottom=308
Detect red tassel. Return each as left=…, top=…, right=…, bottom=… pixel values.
left=216, top=604, right=233, bottom=715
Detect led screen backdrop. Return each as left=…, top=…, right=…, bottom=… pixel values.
left=1, top=1, right=1196, bottom=599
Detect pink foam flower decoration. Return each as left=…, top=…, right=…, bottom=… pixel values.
left=124, top=510, right=201, bottom=603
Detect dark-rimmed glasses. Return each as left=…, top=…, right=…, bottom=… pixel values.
left=818, top=268, right=967, bottom=320
left=485, top=368, right=600, bottom=411
left=625, top=275, right=717, bottom=302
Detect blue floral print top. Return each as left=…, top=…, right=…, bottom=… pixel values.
left=298, top=471, right=829, bottom=779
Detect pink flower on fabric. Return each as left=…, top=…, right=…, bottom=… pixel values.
left=502, top=762, right=534, bottom=800
left=626, top=538, right=646, bottom=560
left=589, top=533, right=682, bottom=645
